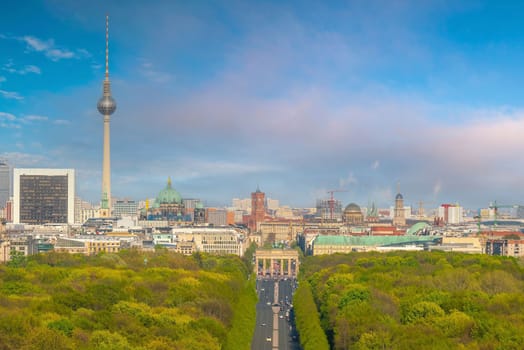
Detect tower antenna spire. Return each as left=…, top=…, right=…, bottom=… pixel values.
left=105, top=14, right=109, bottom=80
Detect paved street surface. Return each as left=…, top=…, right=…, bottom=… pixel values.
left=252, top=278, right=301, bottom=350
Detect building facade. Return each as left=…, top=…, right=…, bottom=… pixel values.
left=0, top=160, right=9, bottom=210
left=173, top=227, right=245, bottom=256
left=13, top=168, right=75, bottom=225
left=392, top=192, right=406, bottom=226
left=146, top=178, right=185, bottom=221
left=343, top=203, right=364, bottom=224
left=438, top=204, right=464, bottom=224
left=55, top=237, right=121, bottom=255
left=0, top=240, right=10, bottom=263
left=113, top=199, right=138, bottom=218
left=248, top=187, right=266, bottom=231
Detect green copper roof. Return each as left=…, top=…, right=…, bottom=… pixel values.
left=155, top=177, right=182, bottom=205
left=314, top=235, right=436, bottom=247
left=406, top=222, right=431, bottom=235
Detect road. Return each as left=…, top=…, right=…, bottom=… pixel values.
left=251, top=278, right=301, bottom=350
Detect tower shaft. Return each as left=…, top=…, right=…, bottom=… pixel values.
left=102, top=115, right=111, bottom=213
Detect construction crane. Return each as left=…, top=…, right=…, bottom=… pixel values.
left=326, top=189, right=348, bottom=221
left=417, top=200, right=435, bottom=218
left=489, top=201, right=521, bottom=227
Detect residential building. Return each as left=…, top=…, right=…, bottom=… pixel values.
left=438, top=204, right=464, bottom=224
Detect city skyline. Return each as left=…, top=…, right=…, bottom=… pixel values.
left=2, top=1, right=524, bottom=208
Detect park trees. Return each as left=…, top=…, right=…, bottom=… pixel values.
left=0, top=250, right=255, bottom=349
left=298, top=251, right=524, bottom=349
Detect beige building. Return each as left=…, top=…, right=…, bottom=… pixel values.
left=343, top=203, right=364, bottom=225
left=173, top=227, right=245, bottom=256
left=433, top=236, right=484, bottom=254
left=392, top=192, right=406, bottom=227
left=486, top=238, right=524, bottom=258
left=176, top=241, right=195, bottom=255
left=54, top=237, right=120, bottom=255
left=0, top=240, right=10, bottom=263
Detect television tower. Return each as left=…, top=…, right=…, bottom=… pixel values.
left=96, top=15, right=116, bottom=217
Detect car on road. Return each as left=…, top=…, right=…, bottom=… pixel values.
left=266, top=337, right=271, bottom=342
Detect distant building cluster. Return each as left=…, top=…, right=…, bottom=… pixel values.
left=0, top=162, right=523, bottom=263
left=1, top=20, right=523, bottom=263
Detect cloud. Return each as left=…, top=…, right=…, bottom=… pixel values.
left=339, top=173, right=358, bottom=188
left=4, top=1, right=524, bottom=207
left=0, top=112, right=16, bottom=121
left=23, top=115, right=48, bottom=122
left=2, top=62, right=41, bottom=75
left=0, top=123, right=20, bottom=129
left=19, top=35, right=86, bottom=61
left=0, top=89, right=23, bottom=100
left=139, top=60, right=172, bottom=83
left=53, top=119, right=71, bottom=125
left=0, top=152, right=47, bottom=166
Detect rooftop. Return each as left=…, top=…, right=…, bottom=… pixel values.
left=314, top=234, right=437, bottom=247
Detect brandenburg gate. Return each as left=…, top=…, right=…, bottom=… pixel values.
left=254, top=249, right=299, bottom=278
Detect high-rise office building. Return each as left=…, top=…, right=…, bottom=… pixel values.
left=0, top=160, right=9, bottom=209
left=13, top=168, right=75, bottom=224
left=96, top=15, right=117, bottom=217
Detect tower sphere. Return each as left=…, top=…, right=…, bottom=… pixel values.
left=97, top=96, right=116, bottom=115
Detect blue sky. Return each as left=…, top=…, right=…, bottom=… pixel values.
left=2, top=0, right=524, bottom=209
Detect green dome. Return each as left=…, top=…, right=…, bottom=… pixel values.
left=155, top=177, right=182, bottom=205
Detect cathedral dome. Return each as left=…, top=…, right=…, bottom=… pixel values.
left=155, top=177, right=182, bottom=205
left=344, top=203, right=361, bottom=212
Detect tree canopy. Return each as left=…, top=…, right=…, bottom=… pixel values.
left=298, top=251, right=524, bottom=349
left=0, top=249, right=256, bottom=350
